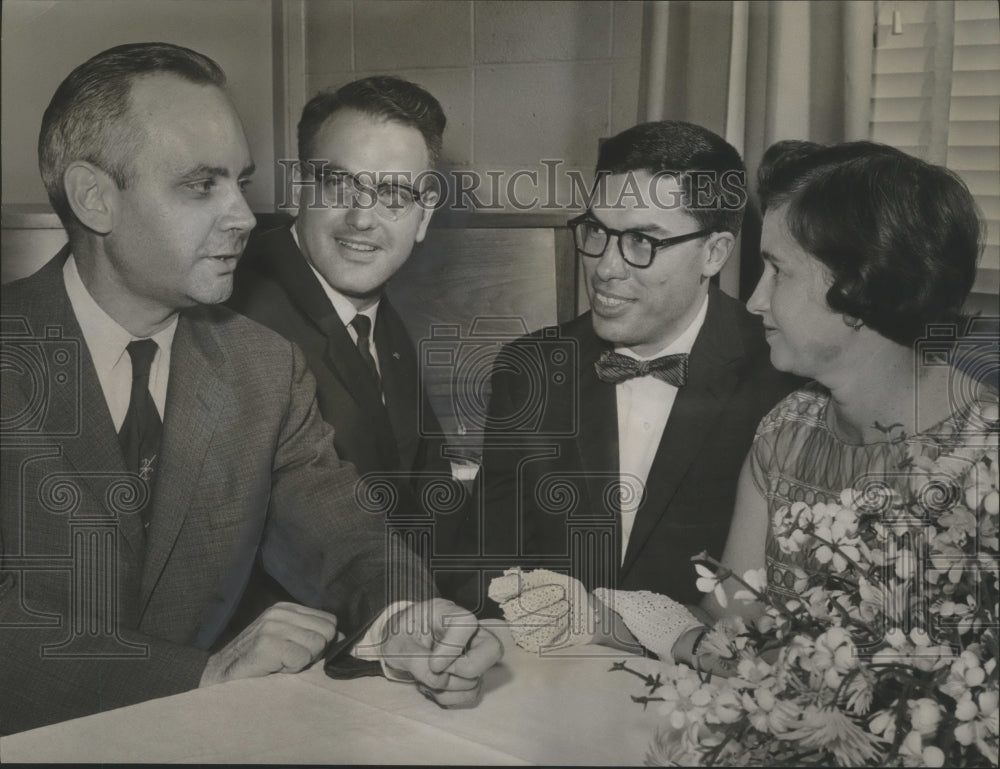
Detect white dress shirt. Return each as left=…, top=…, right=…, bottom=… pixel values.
left=63, top=255, right=176, bottom=430
left=291, top=224, right=381, bottom=376
left=615, top=294, right=708, bottom=563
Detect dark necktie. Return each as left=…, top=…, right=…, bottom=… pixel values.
left=350, top=314, right=381, bottom=388
left=594, top=350, right=689, bottom=387
left=118, top=339, right=162, bottom=525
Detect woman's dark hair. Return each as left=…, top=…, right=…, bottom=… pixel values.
left=757, top=140, right=981, bottom=346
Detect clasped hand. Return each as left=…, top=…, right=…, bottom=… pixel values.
left=200, top=599, right=502, bottom=709
left=489, top=568, right=598, bottom=651
left=379, top=598, right=503, bottom=708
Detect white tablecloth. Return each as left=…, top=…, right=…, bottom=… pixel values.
left=1, top=622, right=666, bottom=764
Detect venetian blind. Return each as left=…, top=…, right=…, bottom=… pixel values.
left=871, top=0, right=1000, bottom=301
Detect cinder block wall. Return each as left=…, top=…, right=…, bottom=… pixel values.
left=302, top=0, right=643, bottom=210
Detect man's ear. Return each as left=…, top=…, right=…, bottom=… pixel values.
left=701, top=231, right=735, bottom=279
left=64, top=161, right=116, bottom=235
left=413, top=190, right=439, bottom=244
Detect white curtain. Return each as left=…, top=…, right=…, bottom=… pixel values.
left=640, top=0, right=875, bottom=298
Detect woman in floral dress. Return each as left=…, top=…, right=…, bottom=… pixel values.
left=602, top=139, right=996, bottom=663
left=709, top=139, right=995, bottom=611
left=596, top=140, right=997, bottom=766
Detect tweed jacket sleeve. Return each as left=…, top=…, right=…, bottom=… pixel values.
left=258, top=341, right=406, bottom=627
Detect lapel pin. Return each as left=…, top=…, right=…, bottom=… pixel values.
left=392, top=352, right=401, bottom=360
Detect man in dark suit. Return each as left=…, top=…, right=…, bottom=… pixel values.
left=0, top=43, right=499, bottom=735
left=464, top=121, right=797, bottom=622
left=229, top=77, right=456, bottom=559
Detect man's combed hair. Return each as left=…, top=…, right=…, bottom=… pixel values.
left=595, top=120, right=747, bottom=235
left=297, top=75, right=446, bottom=167
left=39, top=42, right=226, bottom=227
left=758, top=140, right=981, bottom=346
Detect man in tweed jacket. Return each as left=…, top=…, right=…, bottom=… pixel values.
left=0, top=43, right=500, bottom=735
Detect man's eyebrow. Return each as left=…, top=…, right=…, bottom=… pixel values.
left=634, top=224, right=672, bottom=237
left=622, top=222, right=673, bottom=238
left=178, top=163, right=256, bottom=180
left=583, top=213, right=671, bottom=237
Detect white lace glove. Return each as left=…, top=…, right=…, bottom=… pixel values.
left=488, top=568, right=596, bottom=652
left=593, top=588, right=702, bottom=661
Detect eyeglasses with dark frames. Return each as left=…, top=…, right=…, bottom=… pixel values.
left=567, top=214, right=712, bottom=268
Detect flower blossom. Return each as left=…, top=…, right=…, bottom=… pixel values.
left=733, top=568, right=766, bottom=603
left=857, top=577, right=882, bottom=624
left=782, top=705, right=885, bottom=766
left=869, top=708, right=897, bottom=743
left=842, top=665, right=876, bottom=715
left=740, top=686, right=798, bottom=734
left=954, top=689, right=999, bottom=764
left=983, top=489, right=999, bottom=517
left=708, top=689, right=743, bottom=725
left=644, top=724, right=703, bottom=767
left=812, top=515, right=862, bottom=572
left=694, top=564, right=728, bottom=608
left=873, top=629, right=953, bottom=673
left=657, top=669, right=715, bottom=731
left=941, top=649, right=989, bottom=697
left=936, top=595, right=978, bottom=635
left=813, top=627, right=859, bottom=689
left=907, top=697, right=942, bottom=736
left=938, top=503, right=980, bottom=551
left=773, top=502, right=812, bottom=553
left=899, top=730, right=946, bottom=767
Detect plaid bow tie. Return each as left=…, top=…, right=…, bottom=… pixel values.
left=594, top=350, right=689, bottom=386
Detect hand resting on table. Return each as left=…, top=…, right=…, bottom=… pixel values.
left=200, top=602, right=338, bottom=687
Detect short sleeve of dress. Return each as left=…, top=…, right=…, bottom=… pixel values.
left=749, top=415, right=775, bottom=499
left=748, top=387, right=816, bottom=499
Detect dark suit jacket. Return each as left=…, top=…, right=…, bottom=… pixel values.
left=462, top=286, right=798, bottom=613
left=0, top=250, right=431, bottom=734
left=230, top=224, right=450, bottom=483
left=229, top=226, right=459, bottom=558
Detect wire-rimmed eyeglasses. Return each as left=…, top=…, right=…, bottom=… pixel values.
left=316, top=168, right=425, bottom=221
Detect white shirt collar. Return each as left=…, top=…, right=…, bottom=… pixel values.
left=62, top=254, right=178, bottom=374
left=291, top=222, right=380, bottom=330
left=616, top=293, right=709, bottom=361
left=63, top=253, right=177, bottom=428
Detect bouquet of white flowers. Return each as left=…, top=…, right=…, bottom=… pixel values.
left=617, top=409, right=999, bottom=767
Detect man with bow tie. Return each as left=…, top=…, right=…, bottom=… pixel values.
left=460, top=121, right=797, bottom=622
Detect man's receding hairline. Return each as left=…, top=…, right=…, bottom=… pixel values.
left=114, top=75, right=244, bottom=182
left=313, top=105, right=435, bottom=168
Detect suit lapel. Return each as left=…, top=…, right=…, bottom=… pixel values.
left=139, top=311, right=228, bottom=612
left=621, top=289, right=746, bottom=575
left=573, top=323, right=620, bottom=519
left=265, top=227, right=395, bottom=432
left=319, top=312, right=391, bottom=421
left=21, top=252, right=146, bottom=554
